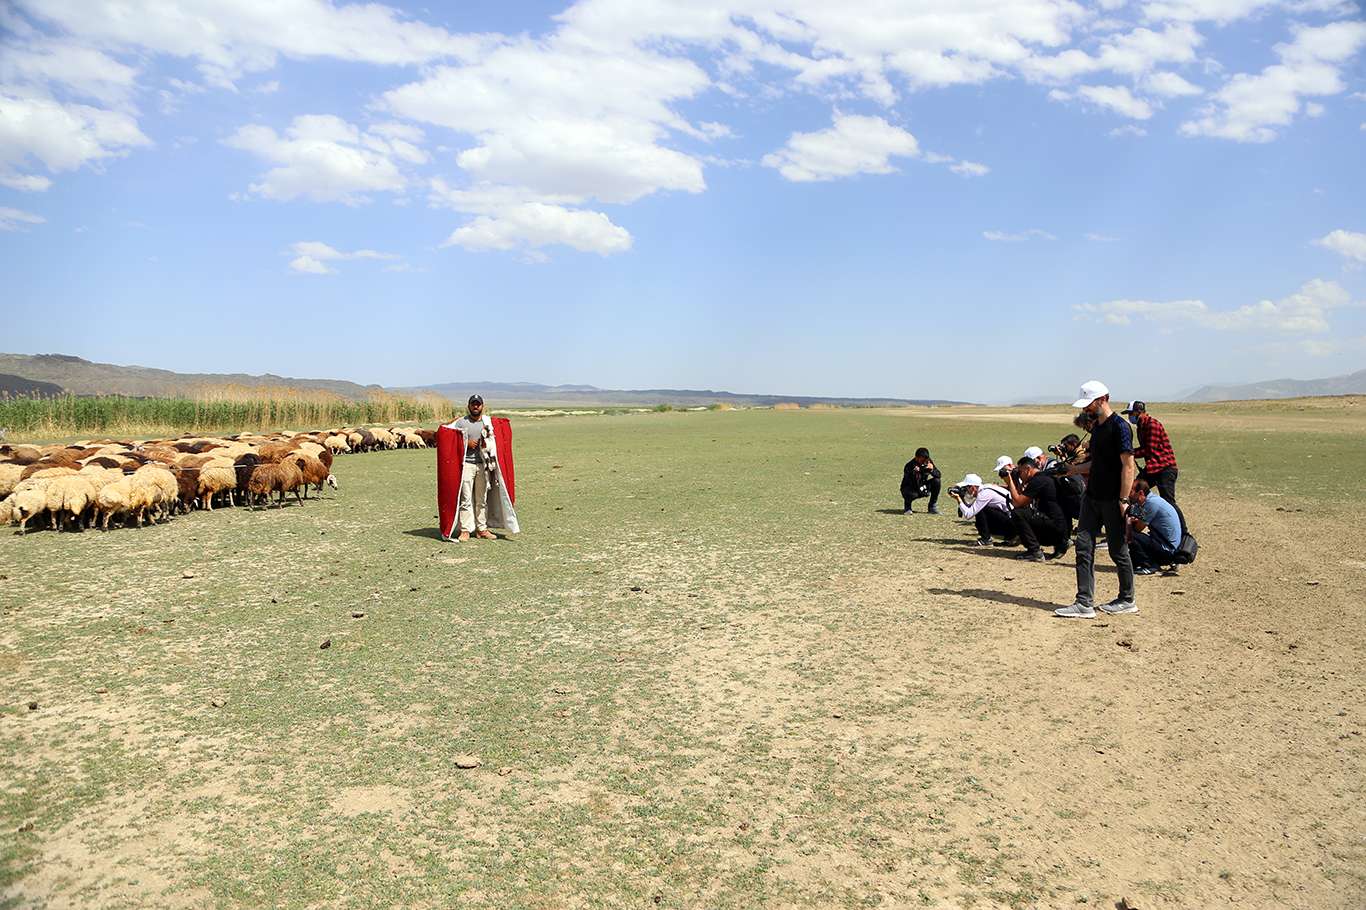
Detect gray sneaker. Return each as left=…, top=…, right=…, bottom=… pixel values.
left=1099, top=599, right=1138, bottom=615
left=1054, top=602, right=1096, bottom=619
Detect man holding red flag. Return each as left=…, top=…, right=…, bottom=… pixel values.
left=438, top=394, right=519, bottom=541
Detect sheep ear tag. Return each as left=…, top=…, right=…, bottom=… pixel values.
left=436, top=424, right=463, bottom=540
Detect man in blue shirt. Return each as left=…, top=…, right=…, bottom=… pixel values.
left=1126, top=479, right=1181, bottom=575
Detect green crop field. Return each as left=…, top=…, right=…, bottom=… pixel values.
left=3, top=405, right=1365, bottom=909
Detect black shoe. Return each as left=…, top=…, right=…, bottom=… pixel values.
left=1135, top=566, right=1156, bottom=576
left=973, top=537, right=993, bottom=547
left=1050, top=544, right=1070, bottom=560
left=927, top=505, right=940, bottom=515
left=1015, top=550, right=1045, bottom=562
left=1001, top=536, right=1019, bottom=547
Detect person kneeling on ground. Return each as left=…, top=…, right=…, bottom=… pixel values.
left=1003, top=456, right=1071, bottom=562
left=949, top=473, right=1015, bottom=546
left=901, top=447, right=942, bottom=514
left=1126, top=479, right=1181, bottom=575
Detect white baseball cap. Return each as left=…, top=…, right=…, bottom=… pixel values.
left=994, top=455, right=1013, bottom=473
left=1023, top=446, right=1044, bottom=460
left=958, top=473, right=983, bottom=487
left=1072, top=380, right=1110, bottom=409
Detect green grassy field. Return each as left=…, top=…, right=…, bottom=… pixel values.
left=3, top=405, right=1365, bottom=909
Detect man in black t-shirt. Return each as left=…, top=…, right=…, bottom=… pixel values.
left=1054, top=380, right=1138, bottom=619
left=1003, top=456, right=1070, bottom=561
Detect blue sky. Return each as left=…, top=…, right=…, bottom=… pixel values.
left=2, top=0, right=1365, bottom=402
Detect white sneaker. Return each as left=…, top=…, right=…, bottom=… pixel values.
left=1099, top=599, right=1138, bottom=615
left=1054, top=602, right=1096, bottom=619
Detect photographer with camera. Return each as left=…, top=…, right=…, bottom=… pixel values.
left=949, top=472, right=1015, bottom=546
left=900, top=447, right=942, bottom=514
left=1003, top=455, right=1070, bottom=562
left=1053, top=380, right=1138, bottom=619
left=1045, top=434, right=1086, bottom=521
left=1126, top=479, right=1181, bottom=575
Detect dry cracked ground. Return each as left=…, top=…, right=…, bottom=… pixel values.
left=2, top=404, right=1364, bottom=909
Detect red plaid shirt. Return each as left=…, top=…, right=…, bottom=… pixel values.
left=1135, top=414, right=1177, bottom=473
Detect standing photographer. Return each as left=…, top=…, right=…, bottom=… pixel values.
left=1123, top=401, right=1178, bottom=504
left=1054, top=380, right=1138, bottom=619
left=900, top=447, right=942, bottom=514
left=1045, top=434, right=1086, bottom=522
left=1004, top=456, right=1070, bottom=561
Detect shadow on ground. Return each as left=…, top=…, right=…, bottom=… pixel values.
left=926, top=587, right=1060, bottom=612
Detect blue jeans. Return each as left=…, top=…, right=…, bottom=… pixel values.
left=1075, top=497, right=1135, bottom=607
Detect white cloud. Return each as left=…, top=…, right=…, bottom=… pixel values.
left=984, top=228, right=1056, bottom=242
left=1086, top=232, right=1120, bottom=241
left=16, top=0, right=487, bottom=88
left=287, top=240, right=399, bottom=274
left=1109, top=124, right=1149, bottom=137
left=225, top=114, right=423, bottom=204
left=254, top=80, right=280, bottom=94
left=0, top=37, right=139, bottom=104
left=1141, top=0, right=1276, bottom=24
left=0, top=206, right=46, bottom=232
left=1144, top=71, right=1202, bottom=97
left=1075, top=279, right=1355, bottom=333
left=950, top=160, right=991, bottom=177
left=1181, top=21, right=1366, bottom=142
left=762, top=113, right=919, bottom=182
left=1315, top=229, right=1366, bottom=264
left=0, top=91, right=150, bottom=191
left=289, top=254, right=331, bottom=274
left=442, top=203, right=632, bottom=256
left=1021, top=23, right=1202, bottom=82
left=0, top=172, right=53, bottom=191
left=1076, top=84, right=1155, bottom=119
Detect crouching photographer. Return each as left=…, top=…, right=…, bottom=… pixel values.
left=948, top=473, right=1015, bottom=547
left=1126, top=479, right=1181, bottom=575
left=1003, top=456, right=1070, bottom=562
left=900, top=447, right=942, bottom=514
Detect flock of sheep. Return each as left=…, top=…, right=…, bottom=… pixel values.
left=0, top=425, right=435, bottom=534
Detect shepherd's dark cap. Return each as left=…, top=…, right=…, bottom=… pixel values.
left=1121, top=400, right=1146, bottom=414
left=468, top=394, right=484, bottom=405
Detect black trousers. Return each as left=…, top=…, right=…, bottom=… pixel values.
left=903, top=477, right=941, bottom=511
left=1012, top=508, right=1069, bottom=554
left=974, top=507, right=1014, bottom=541
left=1129, top=530, right=1177, bottom=569
left=1075, top=497, right=1134, bottom=608
left=1143, top=467, right=1177, bottom=504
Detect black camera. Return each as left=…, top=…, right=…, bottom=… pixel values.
left=1048, top=444, right=1063, bottom=456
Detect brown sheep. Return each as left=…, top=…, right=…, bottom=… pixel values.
left=245, top=460, right=304, bottom=508
left=287, top=453, right=335, bottom=499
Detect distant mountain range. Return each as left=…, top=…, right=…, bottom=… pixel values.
left=0, top=353, right=384, bottom=400
left=1183, top=367, right=1366, bottom=402
left=407, top=381, right=964, bottom=408
left=6, top=351, right=1361, bottom=408
left=0, top=353, right=965, bottom=408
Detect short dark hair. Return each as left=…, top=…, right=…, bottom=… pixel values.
left=1132, top=478, right=1151, bottom=496
left=915, top=447, right=930, bottom=459
left=1061, top=433, right=1080, bottom=447
left=1017, top=456, right=1037, bottom=468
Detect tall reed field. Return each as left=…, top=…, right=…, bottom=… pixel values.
left=0, top=384, right=447, bottom=441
